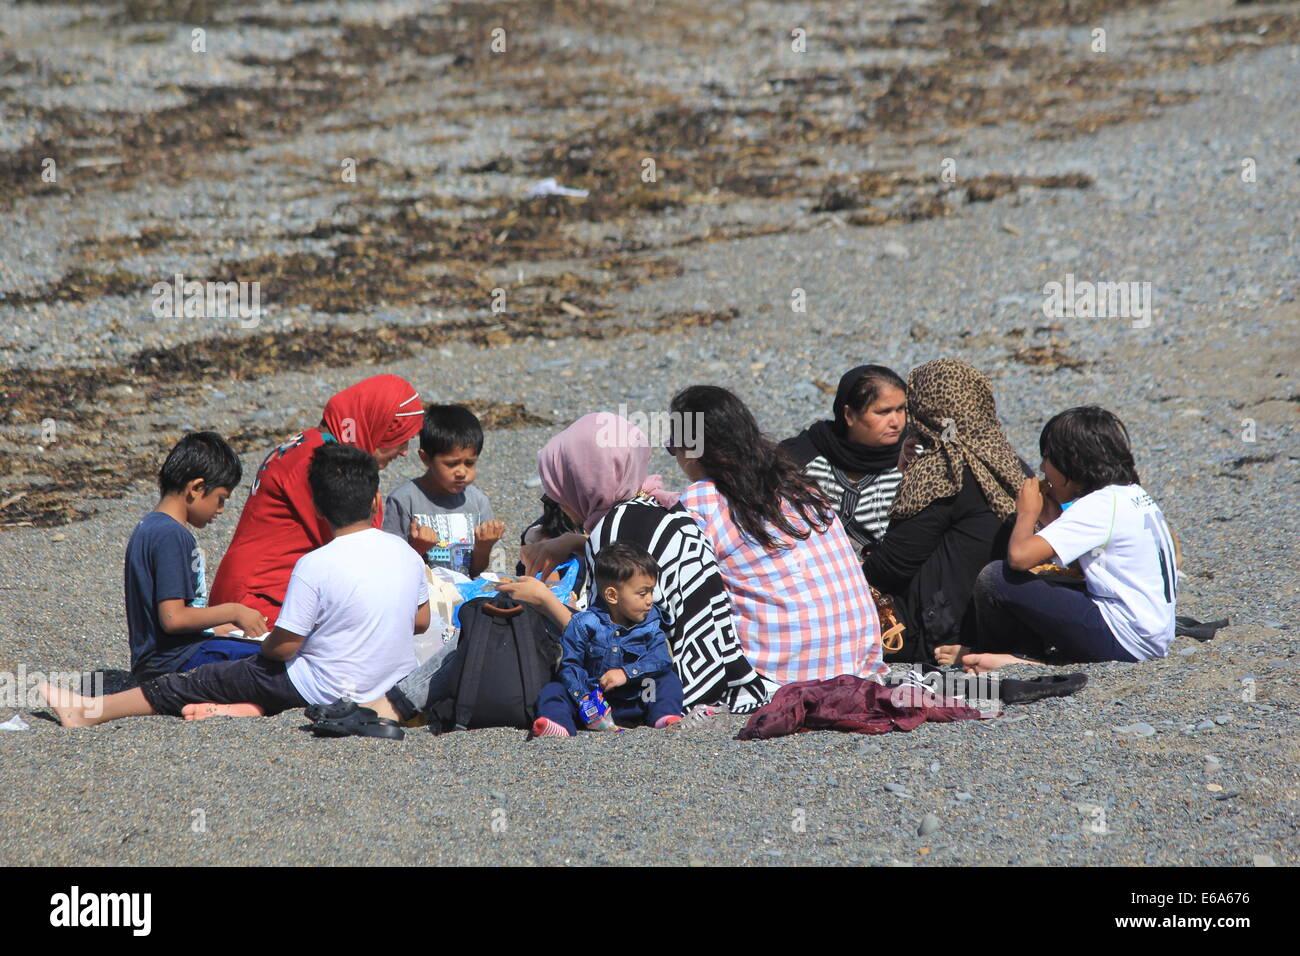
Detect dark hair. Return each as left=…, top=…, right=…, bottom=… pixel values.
left=670, top=385, right=832, bottom=550
left=158, top=431, right=242, bottom=497
left=838, top=365, right=907, bottom=432
left=1039, top=406, right=1140, bottom=494
left=420, top=404, right=484, bottom=456
left=308, top=444, right=379, bottom=529
left=594, top=541, right=659, bottom=589
left=537, top=495, right=580, bottom=539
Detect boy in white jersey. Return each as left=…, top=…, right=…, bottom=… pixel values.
left=949, top=406, right=1177, bottom=673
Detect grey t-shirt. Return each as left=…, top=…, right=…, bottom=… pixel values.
left=383, top=479, right=494, bottom=575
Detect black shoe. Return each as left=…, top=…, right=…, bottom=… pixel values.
left=998, top=673, right=1087, bottom=705
left=307, top=701, right=405, bottom=740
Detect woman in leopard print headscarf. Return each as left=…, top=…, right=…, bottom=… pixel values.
left=890, top=358, right=1027, bottom=521
left=863, top=359, right=1031, bottom=663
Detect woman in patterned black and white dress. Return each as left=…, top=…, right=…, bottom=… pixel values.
left=781, top=365, right=908, bottom=561
left=499, top=412, right=772, bottom=714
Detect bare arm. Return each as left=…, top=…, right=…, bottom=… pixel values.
left=158, top=599, right=268, bottom=637
left=1007, top=478, right=1058, bottom=571
left=258, top=625, right=307, bottom=662
left=413, top=600, right=431, bottom=635
left=495, top=577, right=574, bottom=630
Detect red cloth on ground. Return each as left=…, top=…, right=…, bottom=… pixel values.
left=210, top=375, right=422, bottom=624
left=735, top=674, right=996, bottom=740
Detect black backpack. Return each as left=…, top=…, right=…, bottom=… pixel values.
left=430, top=593, right=561, bottom=732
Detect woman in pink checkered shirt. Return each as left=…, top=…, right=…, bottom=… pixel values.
left=668, top=386, right=888, bottom=693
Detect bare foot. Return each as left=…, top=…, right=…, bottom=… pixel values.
left=182, top=702, right=265, bottom=721
left=961, top=652, right=1035, bottom=674
left=363, top=696, right=401, bottom=723
left=38, top=682, right=100, bottom=728
left=934, top=644, right=969, bottom=668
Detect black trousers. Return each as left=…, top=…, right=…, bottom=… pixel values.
left=139, top=655, right=308, bottom=717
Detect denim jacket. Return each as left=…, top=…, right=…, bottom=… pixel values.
left=558, top=604, right=674, bottom=702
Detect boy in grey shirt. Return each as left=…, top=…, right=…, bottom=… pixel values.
left=382, top=404, right=505, bottom=576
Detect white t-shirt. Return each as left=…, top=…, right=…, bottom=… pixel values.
left=1038, top=484, right=1177, bottom=660
left=278, top=528, right=428, bottom=705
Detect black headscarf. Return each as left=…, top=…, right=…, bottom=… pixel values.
left=782, top=365, right=905, bottom=475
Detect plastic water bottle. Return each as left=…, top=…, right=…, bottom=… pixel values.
left=578, top=688, right=623, bottom=733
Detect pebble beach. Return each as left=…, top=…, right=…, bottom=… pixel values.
left=0, top=0, right=1296, bottom=866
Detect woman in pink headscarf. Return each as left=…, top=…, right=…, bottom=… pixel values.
left=497, top=412, right=770, bottom=713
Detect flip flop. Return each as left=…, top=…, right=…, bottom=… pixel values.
left=998, top=673, right=1087, bottom=705
left=304, top=699, right=361, bottom=722
left=308, top=703, right=405, bottom=740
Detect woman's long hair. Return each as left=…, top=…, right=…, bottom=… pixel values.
left=671, top=385, right=832, bottom=550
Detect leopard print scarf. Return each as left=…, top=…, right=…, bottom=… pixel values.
left=889, top=358, right=1026, bottom=520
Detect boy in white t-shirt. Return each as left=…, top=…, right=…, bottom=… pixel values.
left=954, top=406, right=1177, bottom=674
left=41, top=445, right=430, bottom=735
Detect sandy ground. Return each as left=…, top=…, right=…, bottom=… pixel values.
left=0, top=0, right=1296, bottom=865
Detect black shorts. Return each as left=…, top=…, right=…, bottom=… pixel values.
left=139, top=655, right=308, bottom=717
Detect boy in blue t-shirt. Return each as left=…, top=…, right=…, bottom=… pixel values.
left=124, top=432, right=269, bottom=679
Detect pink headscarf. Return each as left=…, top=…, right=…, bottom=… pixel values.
left=537, top=412, right=680, bottom=532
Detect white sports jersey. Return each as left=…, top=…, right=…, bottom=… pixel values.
left=1038, top=484, right=1177, bottom=660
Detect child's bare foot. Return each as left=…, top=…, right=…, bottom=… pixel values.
left=37, top=682, right=100, bottom=728
left=181, top=702, right=265, bottom=721
left=363, top=697, right=401, bottom=723
left=934, top=644, right=969, bottom=668
left=961, top=652, right=1034, bottom=674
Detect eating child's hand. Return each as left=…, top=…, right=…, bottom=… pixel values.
left=898, top=436, right=922, bottom=473
left=599, top=668, right=628, bottom=692
left=1016, top=477, right=1043, bottom=520
left=231, top=605, right=269, bottom=638
left=475, top=520, right=505, bottom=546
left=408, top=519, right=437, bottom=555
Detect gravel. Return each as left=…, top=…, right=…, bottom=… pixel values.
left=0, top=2, right=1296, bottom=866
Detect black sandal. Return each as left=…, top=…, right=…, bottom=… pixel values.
left=998, top=673, right=1087, bottom=705
left=305, top=699, right=361, bottom=722
left=308, top=701, right=405, bottom=740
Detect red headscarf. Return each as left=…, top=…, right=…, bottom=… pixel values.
left=321, top=374, right=423, bottom=451
left=210, top=373, right=424, bottom=625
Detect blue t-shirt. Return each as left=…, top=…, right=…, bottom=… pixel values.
left=124, top=512, right=209, bottom=678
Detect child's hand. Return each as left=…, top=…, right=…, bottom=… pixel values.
left=1016, top=477, right=1043, bottom=520
left=231, top=605, right=269, bottom=638
left=475, top=520, right=505, bottom=547
left=408, top=520, right=437, bottom=555
left=898, top=435, right=923, bottom=473
left=599, top=668, right=628, bottom=692
left=1037, top=485, right=1063, bottom=525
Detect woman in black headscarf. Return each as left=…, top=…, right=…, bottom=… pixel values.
left=781, top=365, right=908, bottom=560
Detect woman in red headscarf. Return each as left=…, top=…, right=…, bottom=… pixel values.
left=210, top=374, right=423, bottom=626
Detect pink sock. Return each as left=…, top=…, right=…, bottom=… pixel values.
left=532, top=717, right=572, bottom=738
left=654, top=715, right=682, bottom=729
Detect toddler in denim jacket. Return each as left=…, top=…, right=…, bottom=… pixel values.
left=532, top=542, right=684, bottom=737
